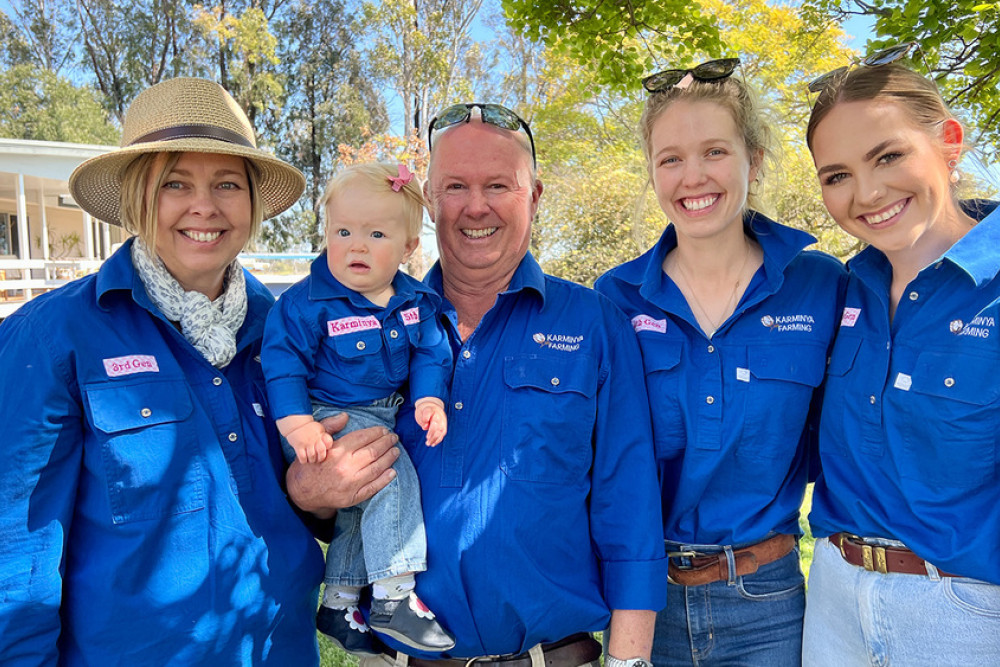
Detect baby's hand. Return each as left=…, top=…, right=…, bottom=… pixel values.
left=414, top=399, right=448, bottom=447
left=278, top=415, right=334, bottom=463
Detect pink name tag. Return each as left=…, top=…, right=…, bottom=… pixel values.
left=328, top=315, right=381, bottom=336
left=103, top=354, right=160, bottom=377
left=401, top=307, right=420, bottom=326
left=632, top=314, right=667, bottom=334
left=841, top=307, right=861, bottom=327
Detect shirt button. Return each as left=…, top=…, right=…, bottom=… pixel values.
left=253, top=354, right=261, bottom=363
left=454, top=402, right=464, bottom=410
left=462, top=350, right=471, bottom=359
left=228, top=433, right=238, bottom=442
left=706, top=396, right=715, bottom=405
left=707, top=345, right=715, bottom=353
left=869, top=395, right=876, bottom=404
left=908, top=291, right=919, bottom=301
left=886, top=341, right=891, bottom=350
left=934, top=261, right=943, bottom=269
left=140, top=408, right=152, bottom=418
left=356, top=341, right=366, bottom=350
left=212, top=377, right=223, bottom=386
left=551, top=377, right=560, bottom=386
left=944, top=377, right=955, bottom=387
left=390, top=329, right=399, bottom=339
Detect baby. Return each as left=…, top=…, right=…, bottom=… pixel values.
left=262, top=163, right=454, bottom=655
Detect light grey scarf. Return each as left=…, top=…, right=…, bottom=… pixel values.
left=132, top=238, right=247, bottom=368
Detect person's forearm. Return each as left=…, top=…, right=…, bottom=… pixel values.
left=607, top=609, right=656, bottom=660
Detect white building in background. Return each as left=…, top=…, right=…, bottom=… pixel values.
left=0, top=138, right=125, bottom=318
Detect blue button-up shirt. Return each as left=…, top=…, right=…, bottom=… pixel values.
left=261, top=253, right=451, bottom=419
left=390, top=253, right=667, bottom=657
left=810, top=200, right=1000, bottom=584
left=596, top=213, right=846, bottom=546
left=0, top=239, right=324, bottom=665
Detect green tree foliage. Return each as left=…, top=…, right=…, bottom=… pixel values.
left=0, top=64, right=119, bottom=144
left=501, top=0, right=724, bottom=91
left=810, top=0, right=1000, bottom=159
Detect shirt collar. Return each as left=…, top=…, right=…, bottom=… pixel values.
left=850, top=199, right=1000, bottom=288
left=424, top=252, right=547, bottom=305
left=629, top=210, right=816, bottom=304
left=308, top=251, right=438, bottom=309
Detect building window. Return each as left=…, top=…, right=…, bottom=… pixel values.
left=0, top=213, right=18, bottom=257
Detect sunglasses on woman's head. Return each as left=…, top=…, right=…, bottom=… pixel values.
left=807, top=42, right=918, bottom=93
left=641, top=58, right=742, bottom=93
left=428, top=103, right=536, bottom=166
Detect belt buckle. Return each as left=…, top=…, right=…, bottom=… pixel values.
left=861, top=544, right=889, bottom=574
left=667, top=550, right=700, bottom=558
left=464, top=654, right=507, bottom=667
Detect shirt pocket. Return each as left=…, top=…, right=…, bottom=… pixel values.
left=500, top=354, right=598, bottom=484
left=740, top=341, right=827, bottom=460
left=329, top=329, right=387, bottom=386
left=637, top=336, right=685, bottom=456
left=898, top=351, right=999, bottom=487
left=818, top=335, right=863, bottom=458
left=85, top=379, right=204, bottom=524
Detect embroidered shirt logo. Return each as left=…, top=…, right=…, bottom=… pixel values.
left=631, top=314, right=667, bottom=334
left=532, top=332, right=584, bottom=352
left=401, top=307, right=420, bottom=326
left=328, top=315, right=381, bottom=336
left=103, top=354, right=159, bottom=377
left=950, top=315, right=993, bottom=339
left=841, top=307, right=861, bottom=327
left=761, top=313, right=815, bottom=332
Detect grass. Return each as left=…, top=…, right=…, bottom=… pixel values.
left=317, top=485, right=818, bottom=667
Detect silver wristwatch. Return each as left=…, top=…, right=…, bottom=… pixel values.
left=605, top=657, right=653, bottom=667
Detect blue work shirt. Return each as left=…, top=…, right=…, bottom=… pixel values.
left=595, top=213, right=846, bottom=546
left=0, top=239, right=324, bottom=665
left=261, top=253, right=451, bottom=419
left=390, top=253, right=667, bottom=657
left=810, top=200, right=1000, bottom=585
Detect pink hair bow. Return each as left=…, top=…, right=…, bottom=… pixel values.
left=389, top=164, right=414, bottom=192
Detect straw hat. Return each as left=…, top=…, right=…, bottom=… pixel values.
left=70, top=77, right=305, bottom=226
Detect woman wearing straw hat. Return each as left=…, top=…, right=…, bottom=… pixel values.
left=0, top=77, right=398, bottom=665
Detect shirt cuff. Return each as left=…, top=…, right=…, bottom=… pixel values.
left=266, top=377, right=313, bottom=420
left=601, top=556, right=669, bottom=611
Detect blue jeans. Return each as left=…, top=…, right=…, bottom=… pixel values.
left=283, top=395, right=428, bottom=586
left=803, top=536, right=1000, bottom=666
left=652, top=540, right=804, bottom=666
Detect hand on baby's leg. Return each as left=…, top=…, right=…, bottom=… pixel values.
left=413, top=398, right=447, bottom=447
left=277, top=415, right=334, bottom=463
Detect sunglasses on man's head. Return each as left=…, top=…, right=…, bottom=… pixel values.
left=807, top=42, right=918, bottom=93
left=641, top=58, right=742, bottom=93
left=428, top=103, right=536, bottom=166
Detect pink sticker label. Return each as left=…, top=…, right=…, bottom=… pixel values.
left=841, top=307, right=861, bottom=328
left=103, top=354, right=160, bottom=377
left=401, top=307, right=420, bottom=326
left=328, top=315, right=381, bottom=336
left=632, top=314, right=667, bottom=334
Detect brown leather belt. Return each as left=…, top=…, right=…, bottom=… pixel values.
left=668, top=533, right=796, bottom=587
left=380, top=633, right=601, bottom=667
left=831, top=533, right=958, bottom=577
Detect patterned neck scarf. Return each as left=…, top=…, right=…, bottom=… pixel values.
left=131, top=238, right=248, bottom=368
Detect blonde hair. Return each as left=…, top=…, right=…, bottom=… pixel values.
left=639, top=75, right=773, bottom=210
left=119, top=151, right=264, bottom=249
left=320, top=163, right=426, bottom=239
left=806, top=63, right=955, bottom=151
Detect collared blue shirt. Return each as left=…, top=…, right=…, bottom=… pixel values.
left=261, top=253, right=451, bottom=419
left=389, top=253, right=667, bottom=657
left=810, top=200, right=1000, bottom=584
left=0, top=239, right=324, bottom=666
left=595, top=213, right=846, bottom=546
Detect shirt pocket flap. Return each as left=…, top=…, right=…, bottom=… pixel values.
left=908, top=351, right=1000, bottom=405
left=638, top=336, right=682, bottom=373
left=826, top=336, right=862, bottom=377
left=503, top=355, right=599, bottom=398
left=748, top=342, right=827, bottom=387
left=331, top=329, right=383, bottom=359
left=87, top=380, right=193, bottom=434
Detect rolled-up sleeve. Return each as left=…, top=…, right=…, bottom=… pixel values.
left=590, top=308, right=668, bottom=611
left=0, top=314, right=84, bottom=665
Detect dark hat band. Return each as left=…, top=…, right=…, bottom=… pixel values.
left=129, top=124, right=255, bottom=148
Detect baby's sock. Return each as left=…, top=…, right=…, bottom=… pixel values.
left=371, top=573, right=415, bottom=601
left=321, top=584, right=363, bottom=610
